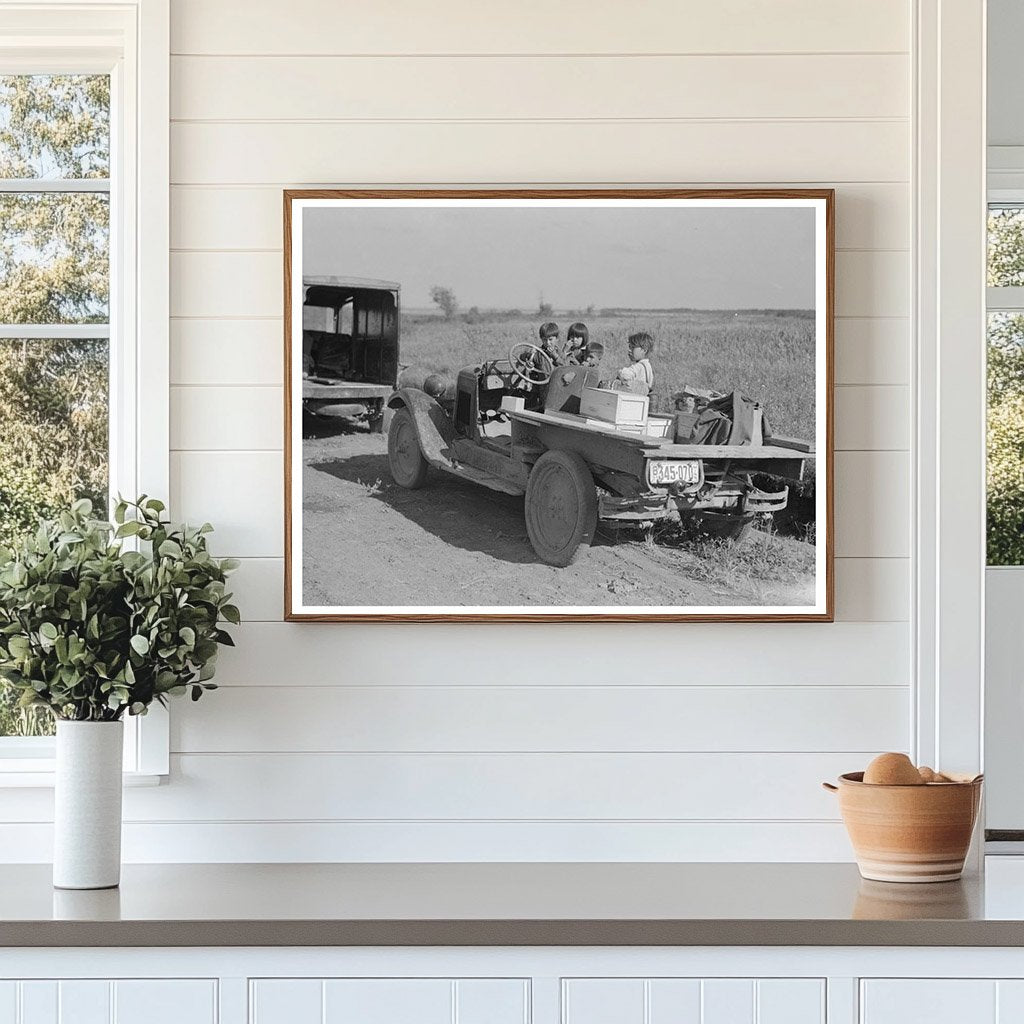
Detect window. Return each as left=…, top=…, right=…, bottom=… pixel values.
left=0, top=75, right=111, bottom=739
left=0, top=3, right=169, bottom=778
left=987, top=206, right=1024, bottom=565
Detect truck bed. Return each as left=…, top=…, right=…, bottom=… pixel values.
left=303, top=379, right=393, bottom=400
left=508, top=408, right=814, bottom=460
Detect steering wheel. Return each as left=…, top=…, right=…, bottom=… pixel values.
left=508, top=342, right=554, bottom=387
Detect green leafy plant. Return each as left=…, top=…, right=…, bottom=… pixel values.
left=0, top=496, right=239, bottom=722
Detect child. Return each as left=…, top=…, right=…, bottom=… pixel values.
left=537, top=321, right=563, bottom=365
left=565, top=322, right=591, bottom=365
left=611, top=332, right=654, bottom=396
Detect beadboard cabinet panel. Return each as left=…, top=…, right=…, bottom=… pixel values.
left=562, top=978, right=825, bottom=1024
left=249, top=978, right=529, bottom=1024
left=860, top=980, right=997, bottom=1024
left=0, top=981, right=217, bottom=1024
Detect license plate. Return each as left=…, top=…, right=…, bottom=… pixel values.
left=648, top=460, right=700, bottom=487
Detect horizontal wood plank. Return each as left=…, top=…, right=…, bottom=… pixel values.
left=171, top=183, right=909, bottom=252
left=170, top=451, right=283, bottom=556
left=0, top=820, right=856, bottom=862
left=170, top=319, right=283, bottom=386
left=226, top=556, right=908, bottom=623
left=170, top=121, right=909, bottom=186
left=209, top=620, right=910, bottom=686
left=834, top=318, right=909, bottom=385
left=114, top=751, right=867, bottom=820
left=834, top=385, right=909, bottom=451
left=168, top=314, right=911, bottom=389
left=833, top=557, right=909, bottom=622
left=835, top=251, right=909, bottom=318
left=170, top=684, right=909, bottom=753
left=172, top=446, right=905, bottom=559
left=171, top=386, right=281, bottom=450
left=170, top=0, right=910, bottom=56
left=171, top=250, right=909, bottom=320
left=169, top=383, right=903, bottom=452
left=171, top=54, right=909, bottom=121
left=834, top=451, right=910, bottom=558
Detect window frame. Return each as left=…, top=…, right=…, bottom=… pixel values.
left=0, top=0, right=169, bottom=783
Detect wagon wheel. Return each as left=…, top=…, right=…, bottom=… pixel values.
left=387, top=407, right=429, bottom=489
left=508, top=342, right=554, bottom=387
left=524, top=450, right=598, bottom=566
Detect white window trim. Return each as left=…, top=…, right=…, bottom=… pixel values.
left=914, top=0, right=987, bottom=815
left=0, top=0, right=169, bottom=783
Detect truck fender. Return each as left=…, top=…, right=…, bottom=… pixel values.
left=386, top=388, right=455, bottom=467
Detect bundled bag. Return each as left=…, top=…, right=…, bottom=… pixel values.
left=673, top=390, right=771, bottom=445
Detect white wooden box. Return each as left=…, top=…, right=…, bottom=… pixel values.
left=646, top=416, right=673, bottom=438
left=579, top=386, right=649, bottom=426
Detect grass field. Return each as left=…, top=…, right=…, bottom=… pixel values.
left=400, top=309, right=817, bottom=440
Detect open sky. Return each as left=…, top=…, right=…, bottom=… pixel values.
left=302, top=202, right=817, bottom=311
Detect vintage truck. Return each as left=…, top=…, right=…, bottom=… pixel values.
left=386, top=342, right=814, bottom=567
left=301, top=277, right=401, bottom=433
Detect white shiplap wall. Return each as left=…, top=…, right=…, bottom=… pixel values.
left=1, top=0, right=915, bottom=862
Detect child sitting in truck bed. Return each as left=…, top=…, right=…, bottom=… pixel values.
left=610, top=332, right=654, bottom=396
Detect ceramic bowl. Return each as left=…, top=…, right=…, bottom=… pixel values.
left=823, top=771, right=983, bottom=883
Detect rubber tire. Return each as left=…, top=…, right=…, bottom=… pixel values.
left=387, top=407, right=429, bottom=489
left=524, top=450, right=598, bottom=566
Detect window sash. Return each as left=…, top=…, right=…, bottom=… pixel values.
left=0, top=1, right=171, bottom=779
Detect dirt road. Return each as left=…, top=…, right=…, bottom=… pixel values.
left=301, top=428, right=816, bottom=609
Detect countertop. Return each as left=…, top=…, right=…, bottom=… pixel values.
left=5, top=861, right=1024, bottom=947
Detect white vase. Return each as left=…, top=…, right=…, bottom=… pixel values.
left=53, top=720, right=124, bottom=889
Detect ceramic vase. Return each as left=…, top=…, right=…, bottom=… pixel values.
left=53, top=720, right=124, bottom=889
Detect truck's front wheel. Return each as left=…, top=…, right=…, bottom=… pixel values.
left=388, top=407, right=429, bottom=489
left=525, top=450, right=598, bottom=566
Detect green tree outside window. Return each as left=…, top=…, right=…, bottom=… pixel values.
left=0, top=75, right=110, bottom=736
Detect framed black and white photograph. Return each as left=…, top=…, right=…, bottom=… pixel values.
left=284, top=189, right=833, bottom=622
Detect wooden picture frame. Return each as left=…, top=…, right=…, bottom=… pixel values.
left=284, top=189, right=834, bottom=622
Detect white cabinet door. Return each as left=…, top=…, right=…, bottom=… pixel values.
left=249, top=978, right=529, bottom=1024
left=562, top=978, right=825, bottom=1024
left=860, top=980, right=1024, bottom=1024
left=0, top=980, right=216, bottom=1024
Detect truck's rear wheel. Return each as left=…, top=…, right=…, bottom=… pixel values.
left=388, top=407, right=429, bottom=489
left=525, top=450, right=598, bottom=566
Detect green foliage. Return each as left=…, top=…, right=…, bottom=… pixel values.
left=0, top=462, right=61, bottom=551
left=0, top=338, right=108, bottom=521
left=0, top=670, right=51, bottom=736
left=0, top=74, right=109, bottom=179
left=0, top=497, right=239, bottom=723
left=989, top=209, right=1024, bottom=288
left=988, top=309, right=1024, bottom=565
left=0, top=76, right=111, bottom=713
left=988, top=395, right=1024, bottom=565
left=429, top=285, right=458, bottom=319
